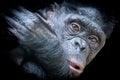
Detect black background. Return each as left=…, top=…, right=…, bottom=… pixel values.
left=0, top=0, right=119, bottom=80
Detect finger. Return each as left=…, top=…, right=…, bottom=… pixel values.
left=18, top=7, right=39, bottom=22
left=10, top=9, right=37, bottom=32
left=9, top=28, right=25, bottom=40
left=5, top=16, right=27, bottom=32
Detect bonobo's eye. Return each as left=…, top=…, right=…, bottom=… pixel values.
left=70, top=22, right=81, bottom=33
left=88, top=35, right=99, bottom=44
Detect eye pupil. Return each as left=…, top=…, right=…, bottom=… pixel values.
left=88, top=35, right=98, bottom=43
left=72, top=24, right=79, bottom=31
left=71, top=23, right=81, bottom=32
left=90, top=37, right=96, bottom=42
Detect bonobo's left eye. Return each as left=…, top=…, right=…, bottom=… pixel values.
left=70, top=22, right=81, bottom=33
left=88, top=35, right=99, bottom=44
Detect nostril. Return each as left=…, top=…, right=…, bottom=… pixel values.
left=74, top=42, right=85, bottom=51
left=75, top=42, right=79, bottom=47
left=74, top=42, right=80, bottom=50
left=80, top=47, right=85, bottom=51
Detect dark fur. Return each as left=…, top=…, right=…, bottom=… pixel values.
left=5, top=1, right=115, bottom=80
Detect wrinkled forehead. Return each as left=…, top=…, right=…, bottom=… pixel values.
left=77, top=7, right=106, bottom=39
left=58, top=7, right=106, bottom=35
left=78, top=7, right=101, bottom=19
left=48, top=4, right=106, bottom=40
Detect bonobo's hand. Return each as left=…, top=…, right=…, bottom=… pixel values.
left=5, top=7, right=57, bottom=49
left=5, top=8, right=69, bottom=79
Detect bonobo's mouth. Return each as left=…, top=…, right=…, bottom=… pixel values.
left=69, top=60, right=84, bottom=78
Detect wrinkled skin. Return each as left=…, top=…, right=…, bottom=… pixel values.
left=5, top=1, right=114, bottom=80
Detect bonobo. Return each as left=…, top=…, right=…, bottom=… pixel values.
left=5, top=1, right=115, bottom=80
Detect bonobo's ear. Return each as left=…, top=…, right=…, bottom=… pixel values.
left=37, top=3, right=60, bottom=20
left=37, top=9, right=53, bottom=20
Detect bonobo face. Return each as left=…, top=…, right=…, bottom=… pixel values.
left=6, top=2, right=107, bottom=80
left=38, top=4, right=106, bottom=77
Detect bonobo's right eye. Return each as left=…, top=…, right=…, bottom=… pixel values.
left=68, top=22, right=81, bottom=35
left=70, top=22, right=81, bottom=32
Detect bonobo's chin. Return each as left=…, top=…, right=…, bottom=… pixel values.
left=45, top=63, right=83, bottom=80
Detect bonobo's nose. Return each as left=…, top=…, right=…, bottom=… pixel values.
left=69, top=60, right=84, bottom=77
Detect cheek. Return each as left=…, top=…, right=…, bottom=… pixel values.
left=86, top=53, right=96, bottom=65
left=86, top=42, right=106, bottom=65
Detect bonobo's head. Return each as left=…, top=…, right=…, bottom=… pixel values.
left=5, top=1, right=115, bottom=80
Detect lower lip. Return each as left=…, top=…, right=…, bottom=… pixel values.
left=69, top=65, right=82, bottom=77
